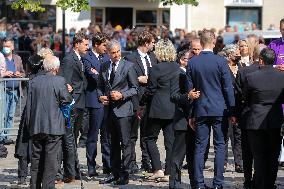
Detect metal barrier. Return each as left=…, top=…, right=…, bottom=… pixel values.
left=0, top=78, right=29, bottom=138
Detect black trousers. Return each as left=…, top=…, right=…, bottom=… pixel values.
left=145, top=118, right=174, bottom=175
left=18, top=156, right=29, bottom=179
left=72, top=108, right=85, bottom=145
left=78, top=109, right=89, bottom=145
left=169, top=128, right=196, bottom=189
left=239, top=113, right=254, bottom=186
left=248, top=129, right=282, bottom=189
left=130, top=107, right=151, bottom=167
left=30, top=134, right=61, bottom=189
left=225, top=120, right=242, bottom=166
left=108, top=110, right=132, bottom=179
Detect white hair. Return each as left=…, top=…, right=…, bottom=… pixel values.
left=43, top=56, right=60, bottom=71
left=222, top=44, right=239, bottom=57
left=106, top=40, right=121, bottom=51
left=37, top=47, right=54, bottom=58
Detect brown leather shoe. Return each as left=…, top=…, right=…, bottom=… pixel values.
left=63, top=177, right=75, bottom=183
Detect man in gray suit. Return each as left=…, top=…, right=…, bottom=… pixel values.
left=26, top=56, right=72, bottom=189
left=98, top=40, right=138, bottom=185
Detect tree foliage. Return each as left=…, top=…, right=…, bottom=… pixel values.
left=10, top=0, right=199, bottom=12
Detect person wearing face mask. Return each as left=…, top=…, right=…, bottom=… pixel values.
left=0, top=38, right=25, bottom=145
left=221, top=44, right=245, bottom=174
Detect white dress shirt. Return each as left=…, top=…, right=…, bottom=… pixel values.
left=137, top=49, right=152, bottom=76
left=108, top=59, right=120, bottom=80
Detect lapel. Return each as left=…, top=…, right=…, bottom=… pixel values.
left=135, top=50, right=146, bottom=75
left=89, top=51, right=100, bottom=69
left=71, top=49, right=83, bottom=73
left=112, top=59, right=125, bottom=87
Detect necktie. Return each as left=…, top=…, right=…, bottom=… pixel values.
left=109, top=62, right=116, bottom=85
left=144, top=55, right=151, bottom=75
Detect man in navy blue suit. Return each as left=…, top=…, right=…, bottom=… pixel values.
left=186, top=29, right=235, bottom=189
left=82, top=33, right=111, bottom=177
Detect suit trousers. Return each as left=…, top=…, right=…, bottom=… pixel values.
left=30, top=134, right=61, bottom=189
left=239, top=113, right=254, bottom=187
left=145, top=118, right=174, bottom=175
left=78, top=109, right=89, bottom=145
left=18, top=156, right=29, bottom=179
left=61, top=127, right=76, bottom=178
left=86, top=107, right=111, bottom=174
left=169, top=129, right=196, bottom=189
left=130, top=107, right=151, bottom=166
left=194, top=116, right=227, bottom=188
left=72, top=108, right=84, bottom=145
left=108, top=110, right=132, bottom=179
left=248, top=129, right=282, bottom=189
left=225, top=119, right=242, bottom=166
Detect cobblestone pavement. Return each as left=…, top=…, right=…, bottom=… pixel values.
left=1, top=130, right=284, bottom=189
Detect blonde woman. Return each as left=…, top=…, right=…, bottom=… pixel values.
left=141, top=39, right=180, bottom=181
left=238, top=39, right=251, bottom=66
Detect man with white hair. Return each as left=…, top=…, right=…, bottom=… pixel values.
left=26, top=56, right=72, bottom=189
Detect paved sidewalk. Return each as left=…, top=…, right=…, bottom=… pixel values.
left=1, top=133, right=284, bottom=189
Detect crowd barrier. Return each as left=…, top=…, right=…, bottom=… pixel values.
left=0, top=78, right=29, bottom=138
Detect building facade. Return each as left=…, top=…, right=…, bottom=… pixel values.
left=1, top=0, right=283, bottom=32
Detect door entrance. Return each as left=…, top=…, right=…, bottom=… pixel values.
left=106, top=8, right=133, bottom=29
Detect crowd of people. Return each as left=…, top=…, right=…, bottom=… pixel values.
left=0, top=17, right=284, bottom=189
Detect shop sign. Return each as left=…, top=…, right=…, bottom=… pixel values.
left=224, top=0, right=263, bottom=7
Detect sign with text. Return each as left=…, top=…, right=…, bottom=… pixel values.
left=224, top=0, right=263, bottom=7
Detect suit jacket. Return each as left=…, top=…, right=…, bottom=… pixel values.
left=186, top=51, right=235, bottom=117
left=142, top=61, right=180, bottom=119
left=82, top=50, right=109, bottom=109
left=171, top=68, right=193, bottom=130
left=26, top=71, right=72, bottom=136
left=59, top=49, right=87, bottom=109
left=244, top=66, right=284, bottom=130
left=97, top=59, right=138, bottom=117
left=235, top=62, right=260, bottom=116
left=125, top=50, right=157, bottom=110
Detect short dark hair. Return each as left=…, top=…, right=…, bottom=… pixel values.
left=138, top=30, right=155, bottom=46
left=92, top=32, right=110, bottom=46
left=259, top=48, right=276, bottom=65
left=177, top=50, right=189, bottom=64
left=72, top=32, right=89, bottom=47
left=200, top=29, right=215, bottom=46
left=280, top=18, right=284, bottom=25
left=2, top=37, right=14, bottom=44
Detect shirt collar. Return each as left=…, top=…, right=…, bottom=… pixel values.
left=92, top=50, right=100, bottom=59
left=74, top=49, right=81, bottom=61
left=137, top=49, right=148, bottom=58
left=202, top=49, right=213, bottom=52
left=180, top=67, right=186, bottom=72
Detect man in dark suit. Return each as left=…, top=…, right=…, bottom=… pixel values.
left=235, top=60, right=260, bottom=189
left=59, top=33, right=89, bottom=182
left=26, top=56, right=72, bottom=189
left=98, top=40, right=138, bottom=185
left=124, top=30, right=157, bottom=172
left=169, top=55, right=200, bottom=189
left=243, top=48, right=284, bottom=189
left=187, top=29, right=235, bottom=189
left=82, top=32, right=111, bottom=176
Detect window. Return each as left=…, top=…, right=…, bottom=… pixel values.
left=136, top=10, right=157, bottom=26
left=162, top=9, right=170, bottom=27
left=94, top=8, right=103, bottom=25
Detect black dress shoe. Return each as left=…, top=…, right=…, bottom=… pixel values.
left=212, top=186, right=223, bottom=189
left=113, top=178, right=129, bottom=185
left=235, top=165, right=244, bottom=173
left=88, top=171, right=99, bottom=177
left=103, top=168, right=112, bottom=175
left=141, top=162, right=153, bottom=173
left=99, top=175, right=118, bottom=184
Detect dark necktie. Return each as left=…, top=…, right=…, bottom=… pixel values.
left=109, top=62, right=116, bottom=85
left=98, top=54, right=103, bottom=61
left=144, top=55, right=151, bottom=75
